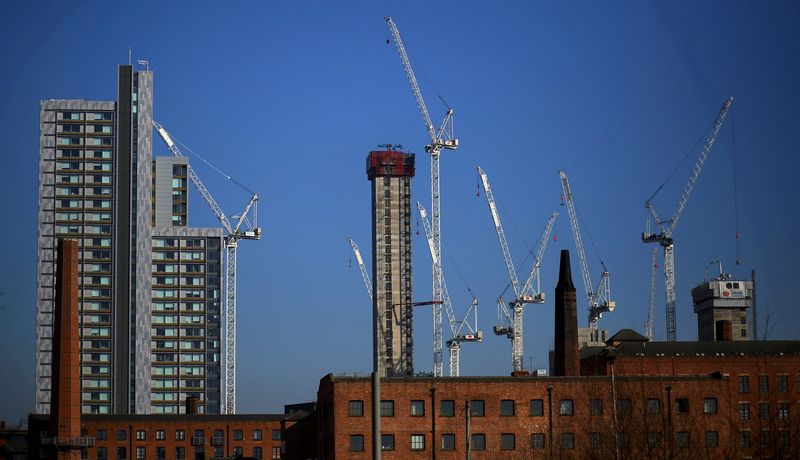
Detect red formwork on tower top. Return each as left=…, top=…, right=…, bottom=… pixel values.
left=366, top=150, right=415, bottom=179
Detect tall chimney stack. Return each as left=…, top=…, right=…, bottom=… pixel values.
left=553, top=249, right=579, bottom=376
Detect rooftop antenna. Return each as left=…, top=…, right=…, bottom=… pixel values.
left=137, top=59, right=150, bottom=71
left=128, top=48, right=132, bottom=65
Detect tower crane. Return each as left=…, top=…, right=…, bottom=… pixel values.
left=153, top=121, right=261, bottom=414
left=558, top=171, right=615, bottom=330
left=348, top=238, right=372, bottom=302
left=417, top=203, right=482, bottom=377
left=477, top=166, right=557, bottom=372
left=642, top=97, right=733, bottom=341
left=386, top=16, right=458, bottom=377
left=645, top=248, right=658, bottom=341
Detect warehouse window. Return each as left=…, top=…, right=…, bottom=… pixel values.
left=440, top=400, right=455, bottom=417
left=589, top=399, right=603, bottom=416
left=739, top=402, right=750, bottom=420
left=759, top=375, right=769, bottom=393
left=738, top=375, right=750, bottom=393
left=500, top=433, right=515, bottom=450
left=410, top=434, right=425, bottom=451
left=348, top=400, right=364, bottom=417
left=739, top=431, right=750, bottom=449
left=349, top=435, right=364, bottom=452
left=441, top=434, right=455, bottom=450
left=648, top=432, right=662, bottom=449
left=561, top=433, right=575, bottom=450
left=500, top=399, right=515, bottom=416
left=531, top=433, right=545, bottom=449
left=410, top=400, right=424, bottom=416
left=760, top=402, right=769, bottom=420
left=381, top=434, right=394, bottom=451
left=675, top=398, right=689, bottom=414
left=470, top=434, right=485, bottom=451
left=705, top=431, right=718, bottom=448
left=560, top=399, right=573, bottom=416
left=647, top=398, right=661, bottom=414
left=381, top=400, right=394, bottom=417
left=470, top=400, right=484, bottom=417
left=233, top=430, right=242, bottom=441
left=676, top=432, right=690, bottom=448
left=778, top=375, right=788, bottom=393
left=703, top=398, right=717, bottom=415
left=271, top=430, right=280, bottom=441
left=619, top=399, right=631, bottom=416
left=530, top=399, right=544, bottom=416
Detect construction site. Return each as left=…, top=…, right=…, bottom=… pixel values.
left=3, top=4, right=799, bottom=460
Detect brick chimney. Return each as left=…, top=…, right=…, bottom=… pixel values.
left=553, top=249, right=579, bottom=376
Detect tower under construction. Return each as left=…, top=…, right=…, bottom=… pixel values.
left=366, top=148, right=415, bottom=377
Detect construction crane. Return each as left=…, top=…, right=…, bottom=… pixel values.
left=386, top=16, right=458, bottom=377
left=477, top=166, right=557, bottom=372
left=645, top=248, right=658, bottom=341
left=153, top=121, right=261, bottom=414
left=558, top=171, right=615, bottom=330
left=417, top=203, right=481, bottom=376
left=642, top=97, right=733, bottom=341
left=348, top=238, right=372, bottom=302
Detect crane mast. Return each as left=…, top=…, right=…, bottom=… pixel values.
left=642, top=97, right=732, bottom=341
left=153, top=121, right=261, bottom=414
left=558, top=171, right=614, bottom=329
left=417, top=203, right=481, bottom=376
left=645, top=248, right=658, bottom=340
left=386, top=16, right=458, bottom=377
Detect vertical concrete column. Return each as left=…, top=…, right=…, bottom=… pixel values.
left=553, top=249, right=579, bottom=376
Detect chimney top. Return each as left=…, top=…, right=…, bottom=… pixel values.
left=556, top=249, right=575, bottom=291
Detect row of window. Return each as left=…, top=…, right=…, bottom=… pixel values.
left=738, top=374, right=799, bottom=394
left=96, top=428, right=280, bottom=442
left=57, top=112, right=113, bottom=121
left=348, top=396, right=720, bottom=418
left=87, top=445, right=280, bottom=460
left=738, top=401, right=792, bottom=420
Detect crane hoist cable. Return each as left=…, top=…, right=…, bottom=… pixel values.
left=730, top=106, right=742, bottom=265
left=167, top=131, right=256, bottom=196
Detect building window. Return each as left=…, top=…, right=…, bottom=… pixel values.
left=470, top=400, right=485, bottom=416
left=136, top=430, right=146, bottom=441
left=252, top=447, right=262, bottom=459
left=440, top=399, right=455, bottom=417
left=739, top=375, right=750, bottom=393
left=348, top=400, right=364, bottom=417
left=97, top=429, right=107, bottom=440
left=410, top=400, right=425, bottom=416
left=194, top=447, right=205, bottom=460
left=703, top=398, right=717, bottom=414
left=176, top=430, right=185, bottom=441
left=380, top=434, right=394, bottom=451
left=253, top=429, right=263, bottom=440
left=760, top=430, right=770, bottom=446
left=271, top=446, right=281, bottom=459
left=380, top=400, right=395, bottom=417
left=232, top=447, right=243, bottom=458
left=531, top=433, right=545, bottom=449
left=411, top=434, right=425, bottom=451
left=470, top=434, right=485, bottom=451
left=155, top=430, right=165, bottom=441
left=779, top=430, right=789, bottom=449
left=500, top=399, right=515, bottom=416
left=559, top=399, right=573, bottom=416
left=175, top=447, right=185, bottom=459
left=739, top=431, right=750, bottom=449
left=135, top=447, right=146, bottom=460
left=778, top=402, right=789, bottom=419
left=530, top=399, right=544, bottom=416
left=758, top=375, right=769, bottom=393
left=590, top=432, right=601, bottom=449
left=759, top=402, right=769, bottom=420
left=561, top=433, right=575, bottom=450
left=233, top=430, right=243, bottom=441
left=618, top=398, right=631, bottom=416
left=739, top=402, right=750, bottom=420
left=589, top=398, right=603, bottom=416
left=271, top=430, right=280, bottom=441
left=117, top=447, right=127, bottom=460
left=777, top=375, right=788, bottom=393
left=500, top=433, right=515, bottom=450
left=648, top=432, right=662, bottom=449
left=212, top=430, right=224, bottom=446
left=647, top=398, right=661, bottom=414
left=675, top=398, right=689, bottom=414
left=705, top=431, right=718, bottom=448
left=98, top=447, right=107, bottom=460
left=349, top=435, right=364, bottom=452
left=676, top=432, right=690, bottom=448
left=441, top=434, right=455, bottom=450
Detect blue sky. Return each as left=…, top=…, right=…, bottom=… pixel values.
left=1, top=1, right=798, bottom=422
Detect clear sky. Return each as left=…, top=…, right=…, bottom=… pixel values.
left=1, top=1, right=798, bottom=422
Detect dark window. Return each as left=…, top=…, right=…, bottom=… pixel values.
left=739, top=375, right=750, bottom=393
left=620, top=432, right=631, bottom=449
left=703, top=398, right=717, bottom=414
left=760, top=402, right=769, bottom=420
left=470, top=434, right=485, bottom=451
left=619, top=398, right=631, bottom=416
left=778, top=403, right=789, bottom=419
left=739, top=402, right=750, bottom=420
left=561, top=433, right=575, bottom=450
left=252, top=447, right=262, bottom=460
left=589, top=399, right=603, bottom=416
left=380, top=434, right=394, bottom=451
left=778, top=375, right=788, bottom=393
left=253, top=429, right=262, bottom=440
left=194, top=447, right=204, bottom=460
left=175, top=447, right=185, bottom=460
left=705, top=431, right=718, bottom=448
left=212, top=430, right=224, bottom=446
left=739, top=431, right=750, bottom=449
left=117, top=430, right=127, bottom=441
left=559, top=399, right=573, bottom=416
left=676, top=432, right=690, bottom=448
left=271, top=430, right=280, bottom=441
left=530, top=399, right=544, bottom=416
left=531, top=433, right=545, bottom=449
left=590, top=432, right=600, bottom=449
left=348, top=400, right=364, bottom=417
left=470, top=400, right=484, bottom=416
left=440, top=400, right=455, bottom=417
left=97, top=430, right=107, bottom=440
left=117, top=447, right=127, bottom=460
left=500, top=399, right=515, bottom=416
left=410, top=400, right=424, bottom=416
left=410, top=434, right=425, bottom=451
left=233, top=430, right=243, bottom=441
left=675, top=398, right=689, bottom=414
left=647, top=398, right=661, bottom=414
left=349, top=435, right=364, bottom=452
left=648, top=432, right=662, bottom=448
left=156, top=447, right=165, bottom=460
left=441, top=434, right=455, bottom=450
left=380, top=400, right=394, bottom=416
left=500, top=433, right=515, bottom=450
left=759, top=375, right=769, bottom=393
left=233, top=447, right=243, bottom=458
left=98, top=447, right=107, bottom=460
left=761, top=430, right=770, bottom=446
left=779, top=430, right=789, bottom=448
